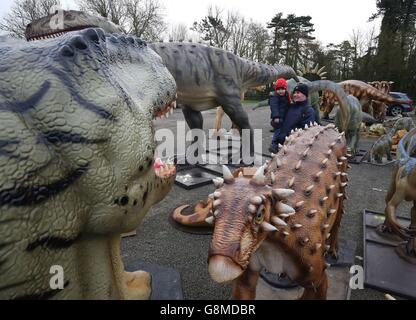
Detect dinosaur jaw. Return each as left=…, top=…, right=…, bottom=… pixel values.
left=153, top=158, right=176, bottom=179
left=208, top=255, right=244, bottom=283
left=27, top=26, right=98, bottom=41
left=153, top=95, right=178, bottom=120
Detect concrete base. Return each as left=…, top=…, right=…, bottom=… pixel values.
left=363, top=209, right=416, bottom=299
left=124, top=260, right=183, bottom=300
left=256, top=267, right=351, bottom=300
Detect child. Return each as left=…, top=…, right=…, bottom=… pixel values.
left=269, top=78, right=291, bottom=153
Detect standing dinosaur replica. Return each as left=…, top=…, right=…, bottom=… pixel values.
left=0, top=27, right=177, bottom=299
left=26, top=10, right=299, bottom=155
left=204, top=124, right=348, bottom=299
left=377, top=128, right=416, bottom=263
left=320, top=80, right=405, bottom=120
left=368, top=81, right=394, bottom=121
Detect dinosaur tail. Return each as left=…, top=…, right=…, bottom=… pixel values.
left=242, top=62, right=299, bottom=89
left=172, top=201, right=213, bottom=227
left=306, top=80, right=350, bottom=131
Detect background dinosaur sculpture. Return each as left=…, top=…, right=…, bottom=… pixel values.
left=370, top=134, right=393, bottom=163
left=377, top=128, right=416, bottom=262
left=319, top=80, right=407, bottom=121
left=368, top=81, right=394, bottom=121
left=27, top=10, right=299, bottom=156
left=202, top=124, right=348, bottom=299
left=0, top=28, right=177, bottom=299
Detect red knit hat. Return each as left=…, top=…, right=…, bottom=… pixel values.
left=274, top=78, right=288, bottom=91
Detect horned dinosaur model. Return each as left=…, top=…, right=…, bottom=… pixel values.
left=0, top=27, right=177, bottom=299
left=27, top=10, right=299, bottom=155
left=377, top=128, right=416, bottom=262
left=368, top=81, right=394, bottom=121
left=320, top=80, right=405, bottom=121
left=176, top=124, right=348, bottom=299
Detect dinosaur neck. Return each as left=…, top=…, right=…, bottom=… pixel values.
left=307, top=80, right=350, bottom=131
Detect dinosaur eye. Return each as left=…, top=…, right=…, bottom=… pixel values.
left=254, top=205, right=265, bottom=225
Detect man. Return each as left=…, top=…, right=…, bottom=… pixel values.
left=276, top=83, right=316, bottom=146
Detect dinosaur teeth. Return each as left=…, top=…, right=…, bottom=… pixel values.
left=271, top=216, right=288, bottom=227
left=261, top=221, right=278, bottom=232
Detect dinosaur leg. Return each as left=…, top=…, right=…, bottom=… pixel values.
left=410, top=201, right=416, bottom=231
left=124, top=270, right=152, bottom=300
left=220, top=100, right=254, bottom=159
left=214, top=107, right=225, bottom=133
left=300, top=271, right=328, bottom=300
left=182, top=105, right=204, bottom=159
left=328, top=207, right=344, bottom=260
left=232, top=268, right=260, bottom=300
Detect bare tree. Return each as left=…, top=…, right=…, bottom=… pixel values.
left=0, top=0, right=60, bottom=38
left=168, top=23, right=188, bottom=41
left=125, top=0, right=166, bottom=41
left=76, top=0, right=127, bottom=28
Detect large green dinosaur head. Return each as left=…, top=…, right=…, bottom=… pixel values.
left=0, top=28, right=176, bottom=299
left=25, top=10, right=123, bottom=41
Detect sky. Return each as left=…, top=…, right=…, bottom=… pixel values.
left=0, top=0, right=381, bottom=45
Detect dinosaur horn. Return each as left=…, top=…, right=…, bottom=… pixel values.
left=251, top=165, right=266, bottom=186
left=222, top=165, right=234, bottom=184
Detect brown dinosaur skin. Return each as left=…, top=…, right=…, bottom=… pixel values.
left=205, top=124, right=347, bottom=300
left=321, top=80, right=404, bottom=119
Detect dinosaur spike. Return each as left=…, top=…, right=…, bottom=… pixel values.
left=309, top=266, right=314, bottom=273
left=341, top=173, right=348, bottom=178
left=271, top=216, right=288, bottom=227
left=222, top=165, right=234, bottom=184
left=333, top=172, right=341, bottom=179
left=325, top=263, right=331, bottom=269
left=271, top=153, right=276, bottom=158
left=337, top=162, right=343, bottom=167
left=250, top=196, right=263, bottom=205
left=325, top=245, right=330, bottom=251
left=271, top=172, right=276, bottom=183
left=307, top=209, right=318, bottom=218
left=327, top=185, right=335, bottom=193
left=238, top=172, right=244, bottom=177
left=208, top=193, right=215, bottom=200
left=315, top=171, right=323, bottom=181
left=314, top=122, right=318, bottom=126
left=321, top=158, right=328, bottom=167
left=305, top=124, right=309, bottom=129
left=278, top=144, right=283, bottom=149
left=339, top=156, right=347, bottom=161
left=293, top=224, right=303, bottom=229
left=295, top=160, right=302, bottom=170
left=213, top=200, right=221, bottom=208
left=326, top=150, right=332, bottom=157
left=295, top=201, right=305, bottom=209
left=261, top=221, right=278, bottom=232
left=320, top=197, right=329, bottom=205
left=328, top=209, right=337, bottom=216
left=305, top=185, right=314, bottom=194
left=248, top=204, right=257, bottom=214
left=288, top=177, right=295, bottom=188
left=205, top=216, right=215, bottom=225
left=326, top=233, right=331, bottom=239
left=336, top=193, right=344, bottom=199
left=323, top=224, right=330, bottom=230
left=272, top=189, right=295, bottom=200
left=299, top=238, right=310, bottom=246
left=278, top=203, right=296, bottom=214
left=316, top=243, right=322, bottom=250
left=302, top=148, right=310, bottom=158
left=330, top=142, right=337, bottom=149
left=341, top=182, right=348, bottom=188
left=214, top=210, right=219, bottom=217
left=279, top=214, right=290, bottom=219
left=251, top=165, right=266, bottom=185
left=283, top=145, right=288, bottom=154
left=213, top=191, right=221, bottom=198
left=276, top=158, right=282, bottom=168
left=212, top=178, right=223, bottom=188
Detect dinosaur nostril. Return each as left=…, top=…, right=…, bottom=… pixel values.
left=83, top=28, right=100, bottom=44
left=70, top=35, right=88, bottom=50
left=60, top=45, right=74, bottom=57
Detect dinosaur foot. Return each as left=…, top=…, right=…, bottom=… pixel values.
left=375, top=223, right=402, bottom=241
left=395, top=238, right=416, bottom=265
left=124, top=270, right=152, bottom=300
